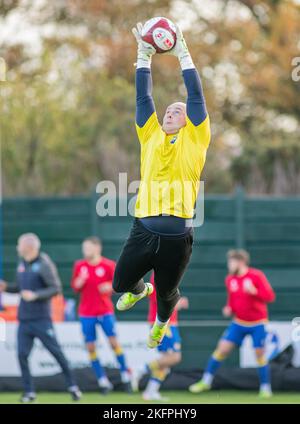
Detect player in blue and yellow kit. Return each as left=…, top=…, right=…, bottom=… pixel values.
left=113, top=22, right=211, bottom=349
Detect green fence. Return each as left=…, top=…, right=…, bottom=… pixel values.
left=3, top=189, right=300, bottom=368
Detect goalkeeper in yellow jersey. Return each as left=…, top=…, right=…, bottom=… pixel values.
left=113, top=22, right=211, bottom=348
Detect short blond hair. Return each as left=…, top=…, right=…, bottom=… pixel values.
left=83, top=236, right=102, bottom=246
left=227, top=249, right=250, bottom=265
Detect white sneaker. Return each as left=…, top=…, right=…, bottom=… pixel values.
left=121, top=370, right=131, bottom=384
left=142, top=391, right=168, bottom=402
left=98, top=379, right=113, bottom=395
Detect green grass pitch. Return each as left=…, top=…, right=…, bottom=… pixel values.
left=0, top=391, right=299, bottom=404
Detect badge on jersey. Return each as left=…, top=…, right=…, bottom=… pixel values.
left=95, top=267, right=105, bottom=277
left=17, top=263, right=25, bottom=273
left=170, top=135, right=178, bottom=144
left=31, top=263, right=40, bottom=272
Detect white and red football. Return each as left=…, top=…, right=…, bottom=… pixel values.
left=141, top=17, right=177, bottom=54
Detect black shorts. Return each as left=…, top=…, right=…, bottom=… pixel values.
left=113, top=218, right=194, bottom=300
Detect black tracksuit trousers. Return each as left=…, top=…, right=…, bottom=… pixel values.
left=113, top=218, right=193, bottom=322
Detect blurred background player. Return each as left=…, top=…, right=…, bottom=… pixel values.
left=71, top=236, right=132, bottom=394
left=189, top=249, right=276, bottom=398
left=113, top=22, right=211, bottom=349
left=142, top=272, right=189, bottom=401
left=0, top=233, right=81, bottom=403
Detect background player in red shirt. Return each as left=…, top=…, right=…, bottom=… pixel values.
left=71, top=237, right=132, bottom=394
left=189, top=249, right=275, bottom=398
left=141, top=272, right=189, bottom=401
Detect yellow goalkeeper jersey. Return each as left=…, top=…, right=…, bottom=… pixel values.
left=135, top=112, right=211, bottom=218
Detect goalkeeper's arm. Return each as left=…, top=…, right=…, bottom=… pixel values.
left=136, top=68, right=156, bottom=128
left=183, top=68, right=207, bottom=126
left=133, top=22, right=156, bottom=128
left=171, top=26, right=208, bottom=126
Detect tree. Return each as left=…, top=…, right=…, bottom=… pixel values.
left=1, top=0, right=300, bottom=195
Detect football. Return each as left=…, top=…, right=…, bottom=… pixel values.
left=141, top=17, right=177, bottom=54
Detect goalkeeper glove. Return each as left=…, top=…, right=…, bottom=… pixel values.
left=168, top=25, right=195, bottom=70
left=132, top=22, right=156, bottom=69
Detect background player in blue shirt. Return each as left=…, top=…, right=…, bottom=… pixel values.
left=0, top=233, right=81, bottom=403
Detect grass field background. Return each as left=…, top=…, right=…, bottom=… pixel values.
left=0, top=391, right=299, bottom=404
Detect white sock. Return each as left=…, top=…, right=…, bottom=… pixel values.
left=155, top=316, right=169, bottom=328
left=145, top=378, right=161, bottom=394
left=260, top=383, right=272, bottom=392
left=98, top=376, right=110, bottom=387
left=121, top=370, right=131, bottom=383
left=202, top=372, right=213, bottom=386
left=27, top=391, right=36, bottom=396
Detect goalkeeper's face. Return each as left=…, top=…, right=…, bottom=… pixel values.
left=162, top=102, right=187, bottom=134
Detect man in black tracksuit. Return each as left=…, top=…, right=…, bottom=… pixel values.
left=0, top=233, right=81, bottom=402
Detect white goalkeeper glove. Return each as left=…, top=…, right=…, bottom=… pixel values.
left=168, top=24, right=195, bottom=70
left=132, top=22, right=156, bottom=69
